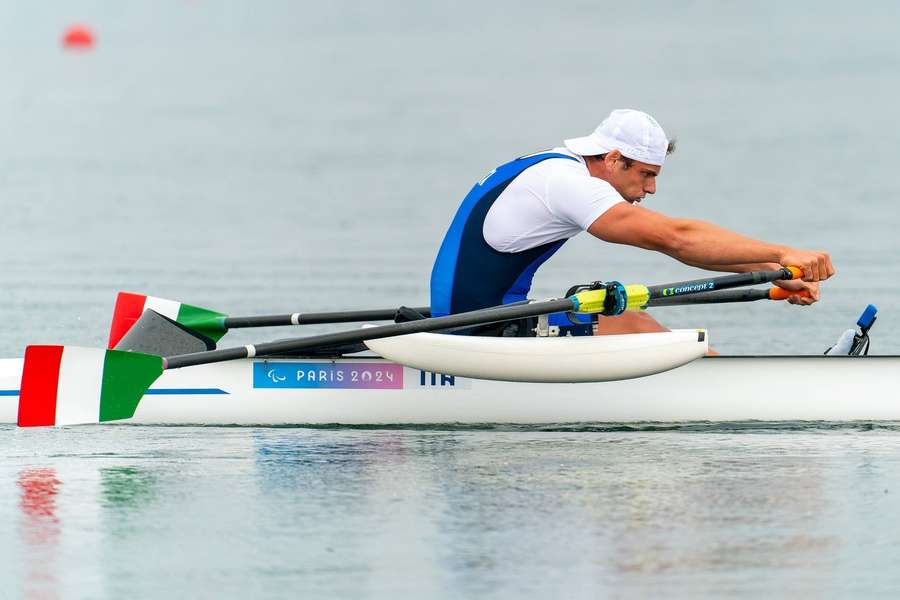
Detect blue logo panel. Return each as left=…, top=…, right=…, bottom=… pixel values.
left=253, top=362, right=404, bottom=390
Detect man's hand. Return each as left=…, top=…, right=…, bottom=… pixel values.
left=774, top=278, right=819, bottom=306
left=778, top=249, right=835, bottom=281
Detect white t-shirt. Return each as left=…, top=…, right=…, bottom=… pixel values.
left=483, top=147, right=625, bottom=252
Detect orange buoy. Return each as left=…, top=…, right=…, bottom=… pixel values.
left=62, top=25, right=95, bottom=50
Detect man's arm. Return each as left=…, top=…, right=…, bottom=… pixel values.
left=588, top=203, right=835, bottom=281
left=675, top=259, right=780, bottom=273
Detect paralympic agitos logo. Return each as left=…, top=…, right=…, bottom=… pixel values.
left=661, top=282, right=715, bottom=296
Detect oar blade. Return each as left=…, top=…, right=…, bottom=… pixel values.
left=17, top=345, right=163, bottom=427
left=108, top=291, right=228, bottom=349
left=115, top=309, right=215, bottom=355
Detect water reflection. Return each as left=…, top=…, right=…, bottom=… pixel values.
left=99, top=466, right=159, bottom=542
left=250, top=431, right=451, bottom=595
left=18, top=467, right=61, bottom=600
left=244, top=432, right=841, bottom=595
left=601, top=452, right=834, bottom=581
left=101, top=467, right=158, bottom=511
left=6, top=429, right=900, bottom=597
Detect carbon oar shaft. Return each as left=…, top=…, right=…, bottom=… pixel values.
left=649, top=288, right=776, bottom=306
left=646, top=268, right=797, bottom=301
left=165, top=298, right=574, bottom=369
left=222, top=306, right=431, bottom=328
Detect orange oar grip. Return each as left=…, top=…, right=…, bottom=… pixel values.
left=768, top=287, right=811, bottom=301
left=785, top=266, right=803, bottom=279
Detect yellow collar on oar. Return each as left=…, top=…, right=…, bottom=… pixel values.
left=570, top=285, right=650, bottom=314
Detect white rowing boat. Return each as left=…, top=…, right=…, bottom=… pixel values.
left=2, top=353, right=896, bottom=424
left=8, top=270, right=884, bottom=427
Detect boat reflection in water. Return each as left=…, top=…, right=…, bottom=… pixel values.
left=18, top=467, right=62, bottom=600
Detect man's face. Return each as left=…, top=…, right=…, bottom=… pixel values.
left=606, top=155, right=661, bottom=204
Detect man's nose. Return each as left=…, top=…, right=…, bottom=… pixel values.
left=645, top=179, right=656, bottom=194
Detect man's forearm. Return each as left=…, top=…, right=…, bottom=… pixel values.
left=665, top=220, right=787, bottom=267
left=677, top=259, right=783, bottom=273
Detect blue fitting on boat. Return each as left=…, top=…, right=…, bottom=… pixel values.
left=603, top=281, right=627, bottom=316
left=857, top=304, right=877, bottom=331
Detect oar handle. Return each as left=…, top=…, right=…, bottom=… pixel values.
left=223, top=306, right=432, bottom=328
left=768, top=288, right=811, bottom=301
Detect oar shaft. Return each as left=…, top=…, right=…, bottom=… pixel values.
left=649, top=288, right=771, bottom=306
left=646, top=268, right=797, bottom=301
left=649, top=287, right=809, bottom=306
left=222, top=306, right=431, bottom=328
left=165, top=298, right=574, bottom=369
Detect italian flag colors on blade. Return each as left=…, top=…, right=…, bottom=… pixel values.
left=108, top=292, right=227, bottom=349
left=17, top=346, right=163, bottom=426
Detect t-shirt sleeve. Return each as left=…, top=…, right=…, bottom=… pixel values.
left=545, top=166, right=626, bottom=230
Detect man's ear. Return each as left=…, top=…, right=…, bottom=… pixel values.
left=605, top=149, right=622, bottom=163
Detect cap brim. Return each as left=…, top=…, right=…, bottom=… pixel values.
left=563, top=135, right=611, bottom=157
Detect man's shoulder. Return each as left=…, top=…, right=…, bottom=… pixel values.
left=508, top=148, right=618, bottom=198
left=516, top=148, right=587, bottom=179
left=516, top=148, right=580, bottom=161
left=519, top=147, right=583, bottom=165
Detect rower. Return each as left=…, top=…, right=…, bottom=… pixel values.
left=430, top=109, right=834, bottom=336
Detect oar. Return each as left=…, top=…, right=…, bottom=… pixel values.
left=19, top=267, right=800, bottom=427
left=643, top=267, right=801, bottom=299
left=224, top=307, right=431, bottom=327
left=163, top=267, right=801, bottom=368
left=648, top=286, right=811, bottom=306
left=107, top=291, right=429, bottom=349
left=109, top=267, right=803, bottom=347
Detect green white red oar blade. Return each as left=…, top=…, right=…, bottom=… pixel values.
left=108, top=292, right=227, bottom=349
left=17, top=345, right=164, bottom=427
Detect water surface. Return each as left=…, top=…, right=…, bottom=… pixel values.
left=4, top=424, right=900, bottom=597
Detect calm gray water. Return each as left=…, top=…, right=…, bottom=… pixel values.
left=3, top=1, right=900, bottom=597
left=5, top=424, right=900, bottom=598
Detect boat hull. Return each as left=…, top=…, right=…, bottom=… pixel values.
left=2, top=355, right=898, bottom=424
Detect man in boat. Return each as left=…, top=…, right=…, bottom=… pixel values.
left=430, top=109, right=834, bottom=336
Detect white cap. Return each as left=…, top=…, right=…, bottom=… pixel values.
left=564, top=109, right=669, bottom=166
